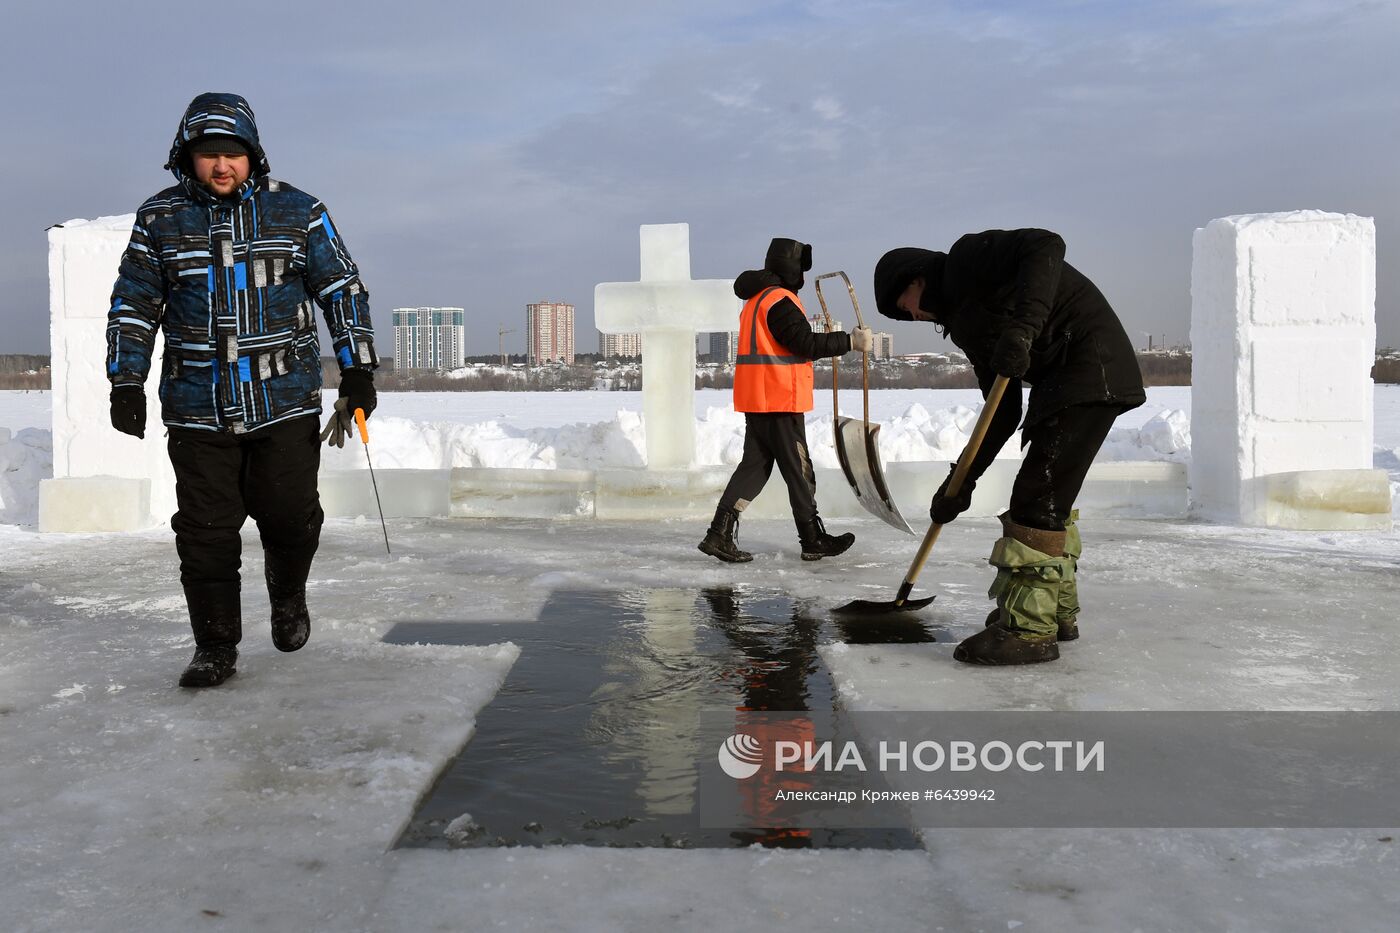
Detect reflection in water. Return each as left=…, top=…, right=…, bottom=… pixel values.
left=703, top=588, right=823, bottom=849
left=388, top=587, right=932, bottom=850
left=605, top=589, right=701, bottom=817
left=832, top=613, right=941, bottom=646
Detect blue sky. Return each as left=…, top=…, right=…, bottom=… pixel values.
left=2, top=0, right=1396, bottom=356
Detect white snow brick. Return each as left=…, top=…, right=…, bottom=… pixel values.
left=1262, top=469, right=1391, bottom=531
left=451, top=468, right=595, bottom=519
left=1251, top=338, right=1369, bottom=423
left=38, top=476, right=152, bottom=532
left=320, top=468, right=451, bottom=519
left=1189, top=211, right=1384, bottom=527
left=48, top=216, right=177, bottom=529
left=594, top=468, right=728, bottom=520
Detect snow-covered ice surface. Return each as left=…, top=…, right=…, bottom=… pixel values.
left=1, top=522, right=517, bottom=932
left=4, top=509, right=1399, bottom=931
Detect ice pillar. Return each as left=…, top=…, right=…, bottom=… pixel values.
left=1189, top=211, right=1388, bottom=528
left=41, top=215, right=173, bottom=531
left=595, top=224, right=740, bottom=469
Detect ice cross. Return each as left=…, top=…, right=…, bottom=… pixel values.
left=595, top=224, right=740, bottom=469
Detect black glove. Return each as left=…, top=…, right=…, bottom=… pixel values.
left=109, top=385, right=145, bottom=439
left=338, top=367, right=376, bottom=421
left=929, top=465, right=975, bottom=525
left=991, top=329, right=1032, bottom=378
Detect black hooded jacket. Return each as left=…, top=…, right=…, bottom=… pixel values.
left=878, top=228, right=1144, bottom=425
left=874, top=229, right=1145, bottom=482
left=732, top=270, right=852, bottom=360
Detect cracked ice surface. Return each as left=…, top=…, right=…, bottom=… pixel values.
left=3, top=511, right=1399, bottom=930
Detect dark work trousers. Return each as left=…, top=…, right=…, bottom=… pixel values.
left=718, top=413, right=818, bottom=523
left=167, top=415, right=324, bottom=591
left=1008, top=404, right=1122, bottom=531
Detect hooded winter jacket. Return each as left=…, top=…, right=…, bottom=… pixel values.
left=874, top=229, right=1145, bottom=430
left=731, top=269, right=852, bottom=413
left=106, top=93, right=378, bottom=433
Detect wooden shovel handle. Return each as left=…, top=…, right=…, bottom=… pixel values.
left=899, top=376, right=1011, bottom=594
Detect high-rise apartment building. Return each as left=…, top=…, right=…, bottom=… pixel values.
left=707, top=331, right=738, bottom=365
left=527, top=301, right=575, bottom=365
left=875, top=332, right=895, bottom=360
left=599, top=331, right=642, bottom=358
left=391, top=307, right=465, bottom=371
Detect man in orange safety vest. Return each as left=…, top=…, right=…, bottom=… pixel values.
left=699, top=238, right=874, bottom=562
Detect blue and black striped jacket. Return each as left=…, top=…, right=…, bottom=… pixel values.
left=106, top=92, right=378, bottom=433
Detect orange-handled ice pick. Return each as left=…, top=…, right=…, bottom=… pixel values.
left=355, top=408, right=391, bottom=555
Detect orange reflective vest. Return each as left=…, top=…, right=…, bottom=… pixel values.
left=733, top=286, right=814, bottom=413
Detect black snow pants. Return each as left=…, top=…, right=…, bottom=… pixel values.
left=167, top=416, right=324, bottom=644
left=718, top=413, right=818, bottom=523
left=1007, top=404, right=1121, bottom=531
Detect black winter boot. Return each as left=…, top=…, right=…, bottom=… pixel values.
left=698, top=507, right=753, bottom=563
left=954, top=623, right=1059, bottom=665
left=265, top=543, right=317, bottom=652
left=270, top=591, right=311, bottom=652
left=179, top=646, right=238, bottom=688
left=179, top=581, right=242, bottom=688
left=796, top=516, right=854, bottom=561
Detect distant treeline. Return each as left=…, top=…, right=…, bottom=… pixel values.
left=699, top=362, right=981, bottom=391
left=6, top=351, right=1400, bottom=392
left=1135, top=352, right=1192, bottom=387
left=0, top=354, right=50, bottom=389
left=1373, top=357, right=1400, bottom=383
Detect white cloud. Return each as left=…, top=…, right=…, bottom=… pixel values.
left=812, top=96, right=845, bottom=121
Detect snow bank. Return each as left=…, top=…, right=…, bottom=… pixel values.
left=322, top=410, right=649, bottom=471
left=0, top=427, right=52, bottom=524
left=321, top=402, right=1194, bottom=475
left=1103, top=408, right=1192, bottom=462
left=5, top=385, right=1394, bottom=526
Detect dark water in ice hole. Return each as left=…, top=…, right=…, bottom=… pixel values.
left=386, top=587, right=939, bottom=850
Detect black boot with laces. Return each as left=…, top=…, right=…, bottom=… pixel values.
left=698, top=506, right=753, bottom=563
left=796, top=515, right=854, bottom=561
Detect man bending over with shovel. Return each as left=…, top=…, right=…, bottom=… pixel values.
left=873, top=229, right=1144, bottom=665
left=699, top=238, right=874, bottom=563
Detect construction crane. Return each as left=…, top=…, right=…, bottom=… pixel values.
left=498, top=327, right=516, bottom=366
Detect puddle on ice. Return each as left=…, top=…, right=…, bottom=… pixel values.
left=385, top=587, right=937, bottom=850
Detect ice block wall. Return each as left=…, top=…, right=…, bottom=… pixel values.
left=46, top=215, right=174, bottom=528
left=1189, top=211, right=1378, bottom=525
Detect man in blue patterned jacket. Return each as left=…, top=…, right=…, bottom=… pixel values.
left=107, top=92, right=379, bottom=688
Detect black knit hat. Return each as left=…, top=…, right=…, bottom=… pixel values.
left=764, top=238, right=813, bottom=290
left=873, top=247, right=942, bottom=321
left=186, top=134, right=251, bottom=158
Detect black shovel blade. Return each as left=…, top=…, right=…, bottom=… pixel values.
left=832, top=594, right=936, bottom=616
